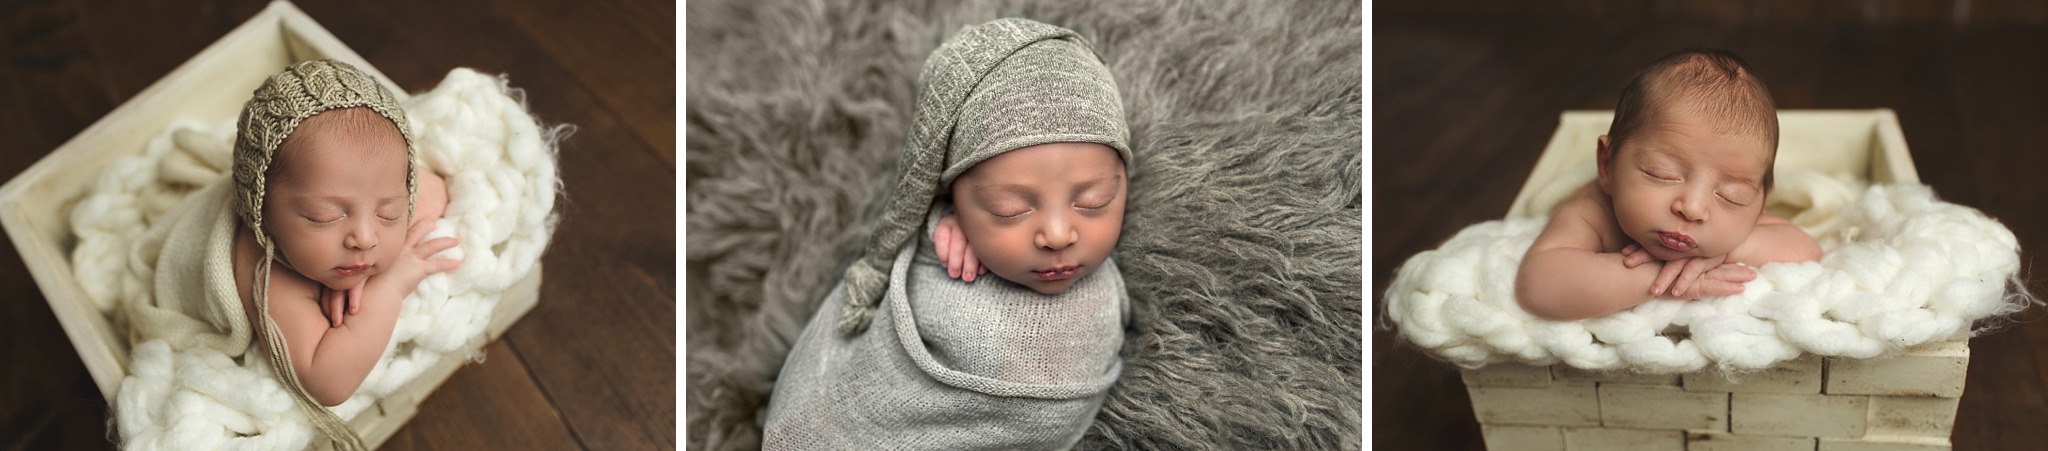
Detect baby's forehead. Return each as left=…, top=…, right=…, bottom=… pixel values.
left=293, top=107, right=403, bottom=138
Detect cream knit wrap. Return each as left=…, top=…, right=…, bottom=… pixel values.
left=231, top=59, right=416, bottom=451
left=836, top=17, right=1133, bottom=335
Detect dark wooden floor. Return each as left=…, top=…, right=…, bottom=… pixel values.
left=0, top=1, right=674, bottom=449
left=1374, top=13, right=2048, bottom=451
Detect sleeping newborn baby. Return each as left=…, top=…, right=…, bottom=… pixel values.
left=1516, top=49, right=1823, bottom=321
left=762, top=18, right=1132, bottom=450
left=231, top=60, right=457, bottom=448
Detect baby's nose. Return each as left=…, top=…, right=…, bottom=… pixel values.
left=1036, top=223, right=1077, bottom=251
left=1673, top=195, right=1708, bottom=222
left=345, top=224, right=379, bottom=249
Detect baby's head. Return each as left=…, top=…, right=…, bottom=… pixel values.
left=1596, top=48, right=1777, bottom=261
left=835, top=18, right=1129, bottom=334
left=233, top=60, right=416, bottom=291
left=948, top=142, right=1128, bottom=295
left=930, top=18, right=1133, bottom=295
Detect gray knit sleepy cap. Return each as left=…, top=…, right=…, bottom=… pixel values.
left=836, top=18, right=1132, bottom=335
left=229, top=58, right=415, bottom=451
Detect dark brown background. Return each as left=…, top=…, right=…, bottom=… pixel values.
left=1375, top=1, right=2048, bottom=449
left=0, top=0, right=674, bottom=449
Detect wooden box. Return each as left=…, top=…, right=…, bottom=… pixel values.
left=0, top=1, right=541, bottom=447
left=1471, top=110, right=1959, bottom=451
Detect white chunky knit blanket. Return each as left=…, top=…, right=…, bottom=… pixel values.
left=68, top=68, right=561, bottom=450
left=1384, top=174, right=2027, bottom=373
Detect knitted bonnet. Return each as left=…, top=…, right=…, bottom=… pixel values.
left=230, top=59, right=416, bottom=451
left=836, top=18, right=1132, bottom=335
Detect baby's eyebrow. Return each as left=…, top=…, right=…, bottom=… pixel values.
left=290, top=194, right=409, bottom=204
left=971, top=174, right=1121, bottom=195
left=971, top=183, right=1037, bottom=196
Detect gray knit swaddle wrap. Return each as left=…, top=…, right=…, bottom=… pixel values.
left=231, top=59, right=416, bottom=451
left=764, top=209, right=1128, bottom=449
left=836, top=17, right=1132, bottom=335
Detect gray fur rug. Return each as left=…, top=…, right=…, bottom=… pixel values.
left=685, top=1, right=1362, bottom=449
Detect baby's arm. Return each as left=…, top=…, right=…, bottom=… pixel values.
left=933, top=210, right=987, bottom=281
left=1728, top=213, right=1824, bottom=266
left=1517, top=201, right=1670, bottom=320
left=1515, top=198, right=1751, bottom=321
left=243, top=222, right=459, bottom=406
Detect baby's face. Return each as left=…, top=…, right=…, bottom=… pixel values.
left=1600, top=109, right=1771, bottom=262
left=262, top=109, right=410, bottom=290
left=951, top=142, right=1127, bottom=295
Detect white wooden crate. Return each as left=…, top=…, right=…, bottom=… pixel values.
left=1471, top=109, right=1960, bottom=451
left=0, top=1, right=541, bottom=447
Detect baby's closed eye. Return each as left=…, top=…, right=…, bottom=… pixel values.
left=1717, top=185, right=1759, bottom=205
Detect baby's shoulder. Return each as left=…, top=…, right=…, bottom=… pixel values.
left=1547, top=183, right=1616, bottom=227
left=1536, top=182, right=1628, bottom=252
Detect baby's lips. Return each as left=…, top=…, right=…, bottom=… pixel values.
left=1656, top=231, right=1698, bottom=251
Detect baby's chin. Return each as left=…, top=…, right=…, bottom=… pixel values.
left=309, top=267, right=381, bottom=291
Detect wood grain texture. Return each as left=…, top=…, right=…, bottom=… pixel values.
left=0, top=0, right=675, bottom=449
left=378, top=340, right=584, bottom=450
left=493, top=0, right=676, bottom=167
left=1376, top=13, right=2048, bottom=451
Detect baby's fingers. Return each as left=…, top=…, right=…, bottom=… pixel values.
left=347, top=281, right=365, bottom=316
left=1651, top=258, right=1685, bottom=296
left=1707, top=264, right=1758, bottom=283
left=415, top=236, right=460, bottom=258
left=406, top=218, right=439, bottom=247
left=934, top=225, right=953, bottom=268
left=1695, top=279, right=1748, bottom=297
left=325, top=288, right=344, bottom=328
left=1623, top=249, right=1655, bottom=268
left=425, top=258, right=462, bottom=274
left=961, top=250, right=980, bottom=282
left=1672, top=258, right=1713, bottom=298
left=946, top=234, right=967, bottom=278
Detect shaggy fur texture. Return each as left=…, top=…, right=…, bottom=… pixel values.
left=685, top=1, right=1361, bottom=449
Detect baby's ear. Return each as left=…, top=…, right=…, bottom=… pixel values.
left=1595, top=135, right=1615, bottom=192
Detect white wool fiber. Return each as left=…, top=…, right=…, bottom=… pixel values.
left=75, top=68, right=561, bottom=449
left=1384, top=177, right=2030, bottom=373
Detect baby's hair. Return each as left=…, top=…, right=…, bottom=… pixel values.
left=265, top=106, right=407, bottom=187
left=1608, top=48, right=1779, bottom=190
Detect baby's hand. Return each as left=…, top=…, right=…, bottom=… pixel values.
left=319, top=280, right=366, bottom=328
left=933, top=213, right=987, bottom=282
left=365, top=219, right=463, bottom=304
left=1619, top=243, right=1656, bottom=269
left=1650, top=254, right=1756, bottom=299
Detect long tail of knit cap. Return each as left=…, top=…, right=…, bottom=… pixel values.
left=231, top=59, right=417, bottom=451
left=835, top=18, right=1133, bottom=335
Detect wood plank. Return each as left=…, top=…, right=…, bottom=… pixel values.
left=1370, top=328, right=1484, bottom=451
left=378, top=340, right=584, bottom=450
left=0, top=0, right=121, bottom=169
left=64, top=0, right=270, bottom=106
left=492, top=0, right=675, bottom=167
left=1955, top=325, right=2048, bottom=450
left=0, top=240, right=113, bottom=451
left=0, top=2, right=120, bottom=449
